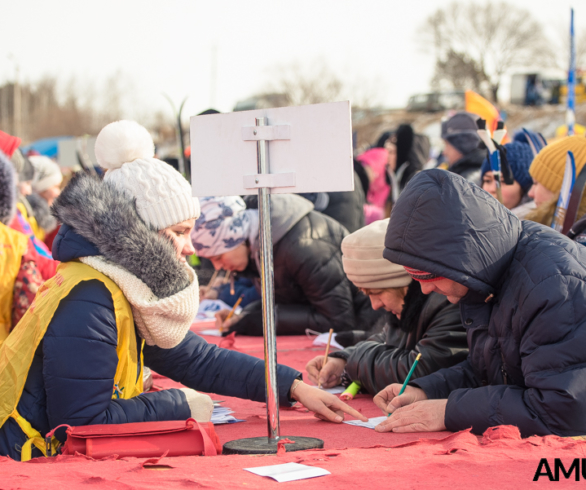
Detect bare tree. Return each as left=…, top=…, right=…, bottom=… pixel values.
left=0, top=74, right=130, bottom=143
left=420, top=1, right=554, bottom=101
left=431, top=49, right=489, bottom=92
left=259, top=58, right=384, bottom=110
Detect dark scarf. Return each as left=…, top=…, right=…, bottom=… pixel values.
left=387, top=280, right=428, bottom=334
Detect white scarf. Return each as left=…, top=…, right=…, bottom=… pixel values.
left=80, top=256, right=198, bottom=349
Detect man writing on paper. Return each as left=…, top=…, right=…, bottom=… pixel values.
left=374, top=169, right=586, bottom=437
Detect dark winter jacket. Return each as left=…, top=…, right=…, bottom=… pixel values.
left=321, top=172, right=365, bottom=233
left=448, top=147, right=486, bottom=182
left=385, top=169, right=586, bottom=437
left=299, top=172, right=365, bottom=233
left=233, top=195, right=380, bottom=336
left=330, top=282, right=467, bottom=395
left=0, top=174, right=300, bottom=460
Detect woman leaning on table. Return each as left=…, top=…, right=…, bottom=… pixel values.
left=0, top=121, right=366, bottom=461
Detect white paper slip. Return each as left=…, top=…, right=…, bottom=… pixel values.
left=312, top=332, right=344, bottom=351
left=244, top=462, right=330, bottom=483
left=196, top=299, right=242, bottom=320
left=199, top=329, right=222, bottom=337
left=211, top=406, right=245, bottom=425
left=343, top=416, right=387, bottom=429
left=320, top=385, right=345, bottom=394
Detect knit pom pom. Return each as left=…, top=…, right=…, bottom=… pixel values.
left=95, top=120, right=155, bottom=170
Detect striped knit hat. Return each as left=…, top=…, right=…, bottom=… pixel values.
left=529, top=136, right=586, bottom=193
left=403, top=266, right=444, bottom=283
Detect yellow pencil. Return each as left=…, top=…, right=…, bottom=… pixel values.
left=220, top=294, right=244, bottom=331
left=318, top=328, right=334, bottom=389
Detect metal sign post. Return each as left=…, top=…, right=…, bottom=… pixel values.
left=255, top=117, right=280, bottom=442
left=190, top=101, right=354, bottom=454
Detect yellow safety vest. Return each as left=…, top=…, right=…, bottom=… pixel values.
left=16, top=201, right=45, bottom=242
left=0, top=261, right=144, bottom=461
left=0, top=223, right=28, bottom=346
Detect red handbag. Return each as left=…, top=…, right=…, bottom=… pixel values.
left=47, top=419, right=221, bottom=458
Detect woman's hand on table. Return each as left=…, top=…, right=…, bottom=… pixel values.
left=306, top=356, right=346, bottom=388
left=214, top=310, right=242, bottom=331
left=374, top=399, right=447, bottom=433
left=290, top=380, right=368, bottom=423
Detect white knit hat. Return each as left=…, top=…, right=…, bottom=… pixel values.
left=342, top=218, right=411, bottom=289
left=95, top=120, right=200, bottom=230
left=29, top=155, right=63, bottom=193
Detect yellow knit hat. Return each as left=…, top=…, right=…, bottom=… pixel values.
left=529, top=136, right=586, bottom=193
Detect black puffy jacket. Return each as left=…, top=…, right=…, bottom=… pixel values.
left=385, top=169, right=586, bottom=437
left=330, top=283, right=467, bottom=395
left=233, top=195, right=379, bottom=336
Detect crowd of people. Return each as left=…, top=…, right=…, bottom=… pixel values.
left=1, top=108, right=586, bottom=461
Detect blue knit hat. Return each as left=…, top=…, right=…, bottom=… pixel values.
left=481, top=141, right=534, bottom=192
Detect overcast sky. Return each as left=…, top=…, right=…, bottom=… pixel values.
left=1, top=0, right=584, bottom=121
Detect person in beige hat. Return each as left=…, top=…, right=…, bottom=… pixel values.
left=306, top=219, right=468, bottom=394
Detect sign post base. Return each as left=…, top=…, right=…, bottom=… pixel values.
left=222, top=436, right=324, bottom=455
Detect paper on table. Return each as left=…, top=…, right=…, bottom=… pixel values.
left=343, top=416, right=387, bottom=429
left=244, top=463, right=330, bottom=483
left=312, top=331, right=344, bottom=351
left=196, top=299, right=242, bottom=320
left=199, top=329, right=222, bottom=337
left=320, top=385, right=345, bottom=394
left=212, top=405, right=245, bottom=425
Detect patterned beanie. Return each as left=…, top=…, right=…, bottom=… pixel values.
left=529, top=136, right=586, bottom=194
left=480, top=141, right=534, bottom=192
left=95, top=120, right=200, bottom=230
left=342, top=219, right=411, bottom=289
left=191, top=196, right=257, bottom=257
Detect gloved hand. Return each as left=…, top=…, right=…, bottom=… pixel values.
left=179, top=388, right=214, bottom=422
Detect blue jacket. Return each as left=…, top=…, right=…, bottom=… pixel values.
left=0, top=225, right=300, bottom=460
left=384, top=169, right=586, bottom=437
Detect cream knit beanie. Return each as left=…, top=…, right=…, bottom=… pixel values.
left=342, top=218, right=412, bottom=289
left=29, top=155, right=63, bottom=193
left=95, top=120, right=200, bottom=230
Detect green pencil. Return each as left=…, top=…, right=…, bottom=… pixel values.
left=388, top=353, right=422, bottom=417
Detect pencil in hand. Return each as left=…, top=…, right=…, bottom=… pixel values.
left=220, top=294, right=244, bottom=332
left=318, top=328, right=334, bottom=389
left=387, top=353, right=422, bottom=417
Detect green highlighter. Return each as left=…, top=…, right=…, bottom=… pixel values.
left=388, top=353, right=422, bottom=417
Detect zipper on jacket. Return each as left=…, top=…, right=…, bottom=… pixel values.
left=500, top=351, right=508, bottom=385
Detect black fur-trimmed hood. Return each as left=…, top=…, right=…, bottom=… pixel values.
left=52, top=172, right=190, bottom=298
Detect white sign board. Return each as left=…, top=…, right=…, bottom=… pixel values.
left=189, top=101, right=354, bottom=197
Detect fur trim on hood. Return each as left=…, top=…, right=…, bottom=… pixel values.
left=26, top=193, right=57, bottom=233
left=52, top=172, right=190, bottom=298
left=0, top=149, right=17, bottom=225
